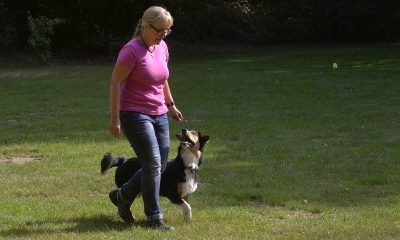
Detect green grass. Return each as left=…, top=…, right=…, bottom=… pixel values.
left=1, top=44, right=400, bottom=239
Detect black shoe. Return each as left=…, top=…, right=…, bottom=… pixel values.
left=109, top=189, right=135, bottom=225
left=101, top=153, right=113, bottom=175
left=147, top=219, right=175, bottom=231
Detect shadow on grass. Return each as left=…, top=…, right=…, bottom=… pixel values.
left=0, top=214, right=153, bottom=238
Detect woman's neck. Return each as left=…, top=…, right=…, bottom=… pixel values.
left=139, top=34, right=154, bottom=50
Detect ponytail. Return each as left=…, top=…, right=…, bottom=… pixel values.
left=133, top=19, right=142, bottom=37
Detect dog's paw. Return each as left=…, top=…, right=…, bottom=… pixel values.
left=183, top=211, right=192, bottom=221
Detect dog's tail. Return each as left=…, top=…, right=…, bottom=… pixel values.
left=101, top=153, right=127, bottom=176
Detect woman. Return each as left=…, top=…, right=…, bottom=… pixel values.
left=108, top=6, right=182, bottom=230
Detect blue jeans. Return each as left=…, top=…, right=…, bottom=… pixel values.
left=119, top=111, right=169, bottom=220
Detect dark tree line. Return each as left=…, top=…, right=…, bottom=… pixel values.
left=1, top=0, right=399, bottom=55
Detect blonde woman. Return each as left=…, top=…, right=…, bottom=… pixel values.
left=108, top=6, right=182, bottom=230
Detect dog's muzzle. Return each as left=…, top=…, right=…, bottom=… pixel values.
left=181, top=129, right=195, bottom=147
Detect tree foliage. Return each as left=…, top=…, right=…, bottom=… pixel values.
left=1, top=0, right=399, bottom=55
left=0, top=2, right=17, bottom=48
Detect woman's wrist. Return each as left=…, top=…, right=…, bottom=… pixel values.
left=110, top=113, right=119, bottom=121
left=165, top=101, right=175, bottom=108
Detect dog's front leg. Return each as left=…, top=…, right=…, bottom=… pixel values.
left=180, top=197, right=192, bottom=220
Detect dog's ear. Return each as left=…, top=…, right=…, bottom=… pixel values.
left=175, top=134, right=182, bottom=142
left=199, top=135, right=210, bottom=151
left=201, top=135, right=210, bottom=143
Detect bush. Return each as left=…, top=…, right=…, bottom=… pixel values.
left=27, top=13, right=64, bottom=65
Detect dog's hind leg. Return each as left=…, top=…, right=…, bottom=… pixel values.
left=180, top=197, right=192, bottom=220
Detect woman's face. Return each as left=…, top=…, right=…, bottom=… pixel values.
left=144, top=21, right=172, bottom=45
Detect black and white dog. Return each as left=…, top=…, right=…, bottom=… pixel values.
left=101, top=129, right=209, bottom=220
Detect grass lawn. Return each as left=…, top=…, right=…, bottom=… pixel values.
left=1, top=43, right=400, bottom=239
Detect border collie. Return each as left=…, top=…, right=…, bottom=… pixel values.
left=101, top=129, right=209, bottom=220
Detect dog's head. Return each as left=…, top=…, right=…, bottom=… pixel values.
left=176, top=129, right=209, bottom=168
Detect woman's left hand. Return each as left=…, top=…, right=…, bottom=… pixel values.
left=169, top=105, right=183, bottom=122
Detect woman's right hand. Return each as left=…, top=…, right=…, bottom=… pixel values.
left=109, top=118, right=121, bottom=138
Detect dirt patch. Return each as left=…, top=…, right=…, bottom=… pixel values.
left=0, top=72, right=22, bottom=79
left=288, top=209, right=316, bottom=217
left=0, top=154, right=36, bottom=164
left=250, top=201, right=319, bottom=218
left=0, top=70, right=58, bottom=79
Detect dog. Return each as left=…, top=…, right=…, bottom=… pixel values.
left=101, top=129, right=209, bottom=220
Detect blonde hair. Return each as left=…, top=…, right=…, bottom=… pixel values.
left=133, top=6, right=173, bottom=37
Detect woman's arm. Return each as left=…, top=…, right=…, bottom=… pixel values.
left=109, top=62, right=132, bottom=138
left=163, top=80, right=183, bottom=121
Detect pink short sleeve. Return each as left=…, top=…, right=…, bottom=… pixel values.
left=117, top=45, right=137, bottom=70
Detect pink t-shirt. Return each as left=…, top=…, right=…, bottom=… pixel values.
left=117, top=38, right=169, bottom=115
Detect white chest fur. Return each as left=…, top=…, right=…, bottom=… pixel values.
left=181, top=172, right=198, bottom=197
left=180, top=150, right=200, bottom=197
